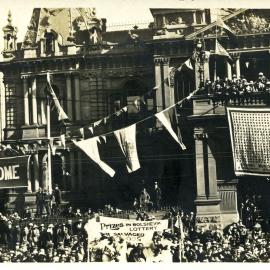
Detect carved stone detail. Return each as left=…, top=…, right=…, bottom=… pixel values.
left=154, top=57, right=170, bottom=65
left=194, top=128, right=208, bottom=140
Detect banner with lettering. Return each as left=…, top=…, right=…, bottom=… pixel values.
left=227, top=107, right=270, bottom=176
left=85, top=216, right=168, bottom=245
left=0, top=155, right=31, bottom=189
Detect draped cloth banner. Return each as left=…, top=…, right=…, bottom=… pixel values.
left=46, top=73, right=69, bottom=121
left=73, top=137, right=115, bottom=177
left=227, top=107, right=270, bottom=176
left=156, top=109, right=186, bottom=150
left=114, top=124, right=140, bottom=173
left=85, top=216, right=168, bottom=245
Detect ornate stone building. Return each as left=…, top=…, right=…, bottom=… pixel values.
left=1, top=7, right=270, bottom=228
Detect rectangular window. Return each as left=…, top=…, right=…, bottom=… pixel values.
left=5, top=84, right=17, bottom=127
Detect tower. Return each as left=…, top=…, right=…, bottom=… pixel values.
left=2, top=10, right=18, bottom=58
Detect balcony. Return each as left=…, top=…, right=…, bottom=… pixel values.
left=192, top=92, right=270, bottom=117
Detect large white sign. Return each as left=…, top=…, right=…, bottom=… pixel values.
left=85, top=216, right=168, bottom=245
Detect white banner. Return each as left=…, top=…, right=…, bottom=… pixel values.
left=85, top=216, right=168, bottom=245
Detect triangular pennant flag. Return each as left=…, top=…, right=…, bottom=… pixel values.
left=93, top=119, right=102, bottom=127
left=216, top=17, right=236, bottom=38
left=214, top=40, right=232, bottom=60
left=49, top=138, right=56, bottom=155
left=73, top=138, right=115, bottom=177
left=88, top=126, right=94, bottom=134
left=114, top=124, right=140, bottom=173
left=178, top=58, right=193, bottom=71
left=79, top=127, right=85, bottom=138
left=155, top=109, right=186, bottom=150
left=46, top=73, right=69, bottom=121
left=100, top=135, right=107, bottom=144
left=60, top=134, right=66, bottom=149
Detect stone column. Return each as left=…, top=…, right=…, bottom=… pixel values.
left=194, top=129, right=207, bottom=200
left=192, top=11, right=197, bottom=25
left=235, top=54, right=241, bottom=78
left=33, top=154, right=40, bottom=192
left=207, top=142, right=219, bottom=199
left=42, top=158, right=48, bottom=189
left=22, top=76, right=30, bottom=125
left=154, top=58, right=163, bottom=113
left=202, top=10, right=206, bottom=24
left=162, top=58, right=172, bottom=108
left=74, top=73, right=81, bottom=121
left=194, top=128, right=222, bottom=230
left=70, top=151, right=76, bottom=190
left=31, top=77, right=38, bottom=124
left=61, top=154, right=67, bottom=191
left=66, top=74, right=73, bottom=120
left=226, top=61, right=232, bottom=80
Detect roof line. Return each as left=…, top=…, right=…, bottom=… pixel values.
left=185, top=8, right=248, bottom=40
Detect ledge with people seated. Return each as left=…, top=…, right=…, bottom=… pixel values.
left=191, top=73, right=270, bottom=117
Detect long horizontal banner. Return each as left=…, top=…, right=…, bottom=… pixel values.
left=85, top=216, right=168, bottom=245
left=0, top=155, right=31, bottom=189
left=227, top=107, right=270, bottom=176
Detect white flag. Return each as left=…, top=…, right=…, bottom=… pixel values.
left=60, top=134, right=66, bottom=149
left=215, top=40, right=232, bottom=60
left=88, top=126, right=94, bottom=134
left=49, top=138, right=56, bottom=155
left=156, top=109, right=186, bottom=150
left=178, top=58, right=193, bottom=71
left=93, top=119, right=102, bottom=127
left=73, top=137, right=115, bottom=177
left=114, top=124, right=140, bottom=173
left=46, top=73, right=69, bottom=121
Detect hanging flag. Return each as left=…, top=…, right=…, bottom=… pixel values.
left=79, top=127, right=85, bottom=138
left=73, top=137, right=115, bottom=177
left=216, top=17, right=236, bottom=37
left=214, top=40, right=232, bottom=60
left=49, top=138, right=56, bottom=155
left=155, top=109, right=186, bottom=150
left=100, top=135, right=107, bottom=144
left=114, top=124, right=140, bottom=173
left=93, top=119, right=102, bottom=127
left=88, top=126, right=94, bottom=134
left=46, top=73, right=69, bottom=121
left=177, top=58, right=194, bottom=72
left=60, top=134, right=66, bottom=149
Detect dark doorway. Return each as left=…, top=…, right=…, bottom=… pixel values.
left=52, top=155, right=63, bottom=190
left=240, top=52, right=270, bottom=81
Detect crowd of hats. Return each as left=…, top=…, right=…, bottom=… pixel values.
left=88, top=208, right=270, bottom=262
left=1, top=201, right=270, bottom=262
left=0, top=210, right=89, bottom=262
left=198, top=72, right=270, bottom=105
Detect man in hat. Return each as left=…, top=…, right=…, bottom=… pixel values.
left=36, top=188, right=44, bottom=217
left=153, top=182, right=162, bottom=211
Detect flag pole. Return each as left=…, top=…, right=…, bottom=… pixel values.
left=47, top=75, right=52, bottom=194
left=178, top=214, right=182, bottom=263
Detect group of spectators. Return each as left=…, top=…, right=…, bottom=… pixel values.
left=199, top=72, right=270, bottom=105
left=1, top=193, right=270, bottom=262
left=35, top=185, right=62, bottom=217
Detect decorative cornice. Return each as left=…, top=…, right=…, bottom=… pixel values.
left=154, top=57, right=170, bottom=65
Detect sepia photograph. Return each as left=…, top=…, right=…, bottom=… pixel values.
left=0, top=0, right=270, bottom=264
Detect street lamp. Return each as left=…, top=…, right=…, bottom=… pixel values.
left=195, top=39, right=206, bottom=86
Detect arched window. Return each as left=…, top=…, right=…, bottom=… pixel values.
left=44, top=32, right=55, bottom=54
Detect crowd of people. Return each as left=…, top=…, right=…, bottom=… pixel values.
left=1, top=199, right=270, bottom=262
left=199, top=72, right=270, bottom=105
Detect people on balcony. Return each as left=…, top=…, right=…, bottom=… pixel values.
left=198, top=72, right=270, bottom=105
